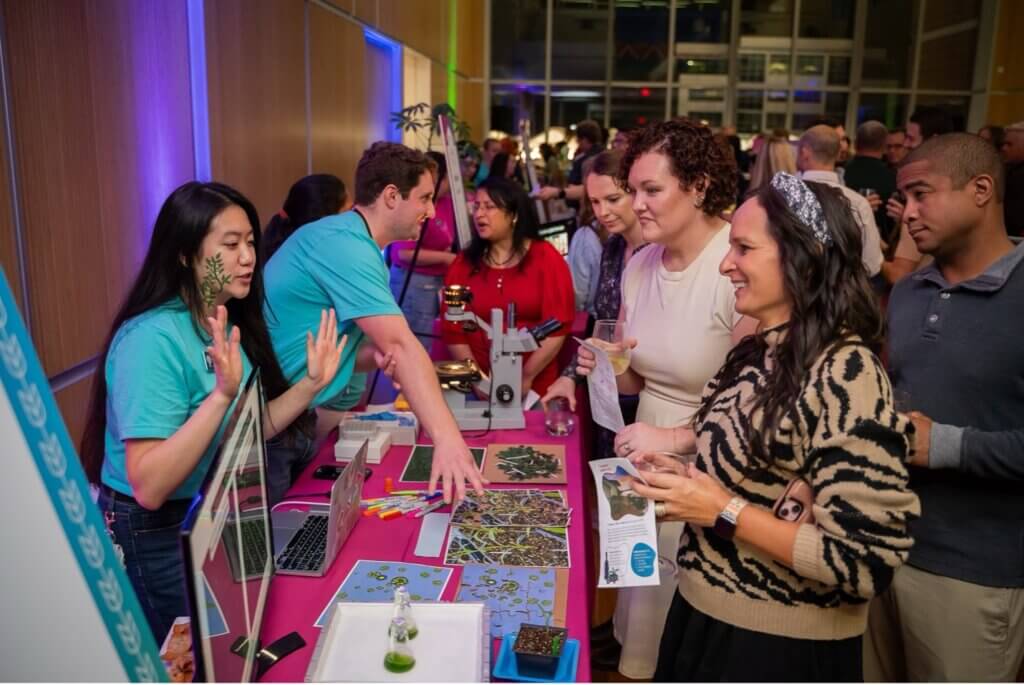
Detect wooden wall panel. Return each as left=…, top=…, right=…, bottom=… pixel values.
left=458, top=78, right=486, bottom=143
left=3, top=0, right=193, bottom=376
left=353, top=0, right=377, bottom=25
left=0, top=91, right=21, bottom=315
left=55, top=375, right=94, bottom=449
left=991, top=0, right=1024, bottom=93
left=457, top=0, right=485, bottom=79
left=987, top=94, right=1024, bottom=128
left=379, top=0, right=446, bottom=64
left=310, top=4, right=368, bottom=192
left=205, top=0, right=308, bottom=226
left=432, top=61, right=449, bottom=109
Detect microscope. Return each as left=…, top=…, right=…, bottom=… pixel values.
left=436, top=284, right=562, bottom=430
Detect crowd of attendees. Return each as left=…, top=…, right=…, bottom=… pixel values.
left=79, top=99, right=1022, bottom=682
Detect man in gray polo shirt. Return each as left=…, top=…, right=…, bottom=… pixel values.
left=865, top=133, right=1024, bottom=680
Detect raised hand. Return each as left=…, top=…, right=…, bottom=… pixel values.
left=206, top=305, right=243, bottom=403
left=305, top=309, right=347, bottom=392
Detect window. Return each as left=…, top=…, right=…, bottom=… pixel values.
left=737, top=89, right=764, bottom=110
left=609, top=87, right=666, bottom=130
left=737, top=111, right=762, bottom=134
left=740, top=0, right=794, bottom=37
left=676, top=0, right=731, bottom=43
left=678, top=57, right=728, bottom=75
left=768, top=54, right=790, bottom=77
left=689, top=111, right=724, bottom=128
left=799, top=0, right=855, bottom=39
left=552, top=0, right=610, bottom=81
left=490, top=84, right=544, bottom=137
left=739, top=54, right=766, bottom=82
left=794, top=90, right=822, bottom=104
left=828, top=56, right=851, bottom=86
left=857, top=93, right=909, bottom=129
left=825, top=92, right=849, bottom=121
left=796, top=55, right=825, bottom=77
left=914, top=94, right=970, bottom=132
left=917, top=28, right=977, bottom=91
left=766, top=90, right=789, bottom=102
left=550, top=86, right=606, bottom=132
left=614, top=3, right=670, bottom=81
left=490, top=0, right=546, bottom=80
left=863, top=0, right=916, bottom=88
left=765, top=112, right=788, bottom=132
left=689, top=88, right=726, bottom=102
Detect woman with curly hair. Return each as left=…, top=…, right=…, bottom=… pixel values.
left=574, top=118, right=756, bottom=677
left=629, top=174, right=919, bottom=681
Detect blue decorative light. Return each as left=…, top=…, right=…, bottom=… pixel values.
left=187, top=0, right=211, bottom=181
left=363, top=28, right=402, bottom=143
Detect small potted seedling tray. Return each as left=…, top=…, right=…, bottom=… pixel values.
left=512, top=624, right=568, bottom=679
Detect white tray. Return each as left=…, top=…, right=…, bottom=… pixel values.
left=305, top=602, right=490, bottom=682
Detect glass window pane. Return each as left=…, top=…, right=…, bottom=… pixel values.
left=765, top=112, right=788, bottom=132
left=614, top=2, right=669, bottom=81
left=825, top=92, right=849, bottom=121
left=857, top=93, right=908, bottom=129
left=828, top=56, right=851, bottom=85
left=914, top=94, right=969, bottom=132
left=738, top=89, right=764, bottom=110
left=792, top=112, right=821, bottom=131
left=863, top=0, right=916, bottom=88
left=675, top=0, right=731, bottom=43
left=690, top=88, right=726, bottom=102
left=923, top=0, right=979, bottom=32
left=917, top=28, right=977, bottom=91
left=794, top=89, right=821, bottom=104
left=678, top=56, right=729, bottom=75
left=737, top=111, right=762, bottom=133
left=798, top=0, right=855, bottom=38
left=552, top=0, right=610, bottom=81
left=796, top=55, right=825, bottom=76
left=491, top=0, right=546, bottom=80
left=490, top=84, right=545, bottom=138
left=689, top=111, right=724, bottom=128
left=766, top=89, right=788, bottom=102
left=739, top=54, right=766, bottom=82
left=768, top=54, right=790, bottom=77
left=550, top=86, right=606, bottom=132
left=740, top=0, right=794, bottom=36
left=610, top=87, right=666, bottom=130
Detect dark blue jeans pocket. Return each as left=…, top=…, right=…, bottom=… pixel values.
left=266, top=429, right=317, bottom=506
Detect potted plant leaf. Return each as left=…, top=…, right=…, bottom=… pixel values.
left=512, top=623, right=568, bottom=679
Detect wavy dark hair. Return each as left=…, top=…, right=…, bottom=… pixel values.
left=463, top=177, right=540, bottom=272
left=695, top=178, right=883, bottom=468
left=80, top=181, right=306, bottom=484
left=619, top=117, right=738, bottom=217
left=263, top=174, right=346, bottom=260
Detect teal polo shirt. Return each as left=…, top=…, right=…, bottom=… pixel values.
left=264, top=210, right=401, bottom=409
left=101, top=297, right=252, bottom=500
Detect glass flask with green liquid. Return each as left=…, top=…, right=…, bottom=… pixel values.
left=391, top=586, right=418, bottom=639
left=383, top=617, right=416, bottom=673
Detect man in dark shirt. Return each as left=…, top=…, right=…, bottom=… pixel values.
left=866, top=133, right=1024, bottom=681
left=845, top=120, right=897, bottom=247
left=1000, top=121, right=1024, bottom=237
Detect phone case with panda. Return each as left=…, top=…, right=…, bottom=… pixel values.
left=772, top=477, right=815, bottom=524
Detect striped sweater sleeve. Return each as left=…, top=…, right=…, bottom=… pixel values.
left=790, top=343, right=921, bottom=600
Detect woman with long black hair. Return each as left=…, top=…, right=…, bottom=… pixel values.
left=80, top=181, right=345, bottom=642
left=628, top=173, right=920, bottom=681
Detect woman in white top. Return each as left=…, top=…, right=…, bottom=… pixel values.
left=576, top=119, right=755, bottom=678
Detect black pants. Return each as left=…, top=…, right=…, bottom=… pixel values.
left=655, top=591, right=863, bottom=682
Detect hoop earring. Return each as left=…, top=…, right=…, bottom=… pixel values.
left=694, top=193, right=706, bottom=209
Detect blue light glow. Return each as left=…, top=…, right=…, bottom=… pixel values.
left=187, top=0, right=212, bottom=180
left=363, top=28, right=402, bottom=143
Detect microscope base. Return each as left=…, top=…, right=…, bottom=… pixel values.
left=446, top=398, right=525, bottom=431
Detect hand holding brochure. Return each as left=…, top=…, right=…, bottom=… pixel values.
left=574, top=337, right=625, bottom=433
left=589, top=458, right=659, bottom=588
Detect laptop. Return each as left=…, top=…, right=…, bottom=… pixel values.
left=270, top=440, right=368, bottom=577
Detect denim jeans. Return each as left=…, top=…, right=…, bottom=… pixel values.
left=97, top=487, right=192, bottom=643
left=266, top=426, right=317, bottom=506
left=389, top=265, right=443, bottom=352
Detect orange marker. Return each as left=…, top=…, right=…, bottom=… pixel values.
left=384, top=476, right=394, bottom=494
left=378, top=508, right=402, bottom=520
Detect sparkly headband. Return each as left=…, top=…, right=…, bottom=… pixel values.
left=769, top=172, right=831, bottom=245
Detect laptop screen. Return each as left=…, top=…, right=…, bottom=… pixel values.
left=538, top=219, right=575, bottom=256
left=180, top=369, right=272, bottom=683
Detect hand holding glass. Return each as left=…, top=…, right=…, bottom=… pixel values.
left=590, top=319, right=631, bottom=375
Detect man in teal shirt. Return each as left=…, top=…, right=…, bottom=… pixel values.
left=265, top=142, right=484, bottom=501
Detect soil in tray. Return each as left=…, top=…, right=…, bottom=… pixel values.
left=514, top=625, right=565, bottom=655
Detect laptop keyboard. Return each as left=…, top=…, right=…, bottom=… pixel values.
left=238, top=518, right=269, bottom=571
left=275, top=514, right=329, bottom=572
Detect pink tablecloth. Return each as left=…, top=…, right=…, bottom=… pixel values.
left=258, top=410, right=592, bottom=682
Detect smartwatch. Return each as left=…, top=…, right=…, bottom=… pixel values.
left=712, top=496, right=748, bottom=540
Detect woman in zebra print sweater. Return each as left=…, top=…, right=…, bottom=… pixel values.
left=628, top=172, right=920, bottom=682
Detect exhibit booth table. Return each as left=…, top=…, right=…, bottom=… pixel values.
left=258, top=410, right=593, bottom=682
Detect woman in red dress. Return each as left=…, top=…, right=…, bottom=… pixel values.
left=442, top=177, right=574, bottom=397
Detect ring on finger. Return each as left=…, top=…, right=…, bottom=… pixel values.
left=654, top=502, right=667, bottom=519
left=621, top=442, right=631, bottom=454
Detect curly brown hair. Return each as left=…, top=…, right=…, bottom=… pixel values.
left=618, top=117, right=737, bottom=217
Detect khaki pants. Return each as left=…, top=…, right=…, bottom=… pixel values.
left=865, top=564, right=1024, bottom=681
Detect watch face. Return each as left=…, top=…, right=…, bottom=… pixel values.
left=713, top=514, right=737, bottom=540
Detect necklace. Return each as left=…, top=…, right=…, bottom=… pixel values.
left=486, top=248, right=517, bottom=267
